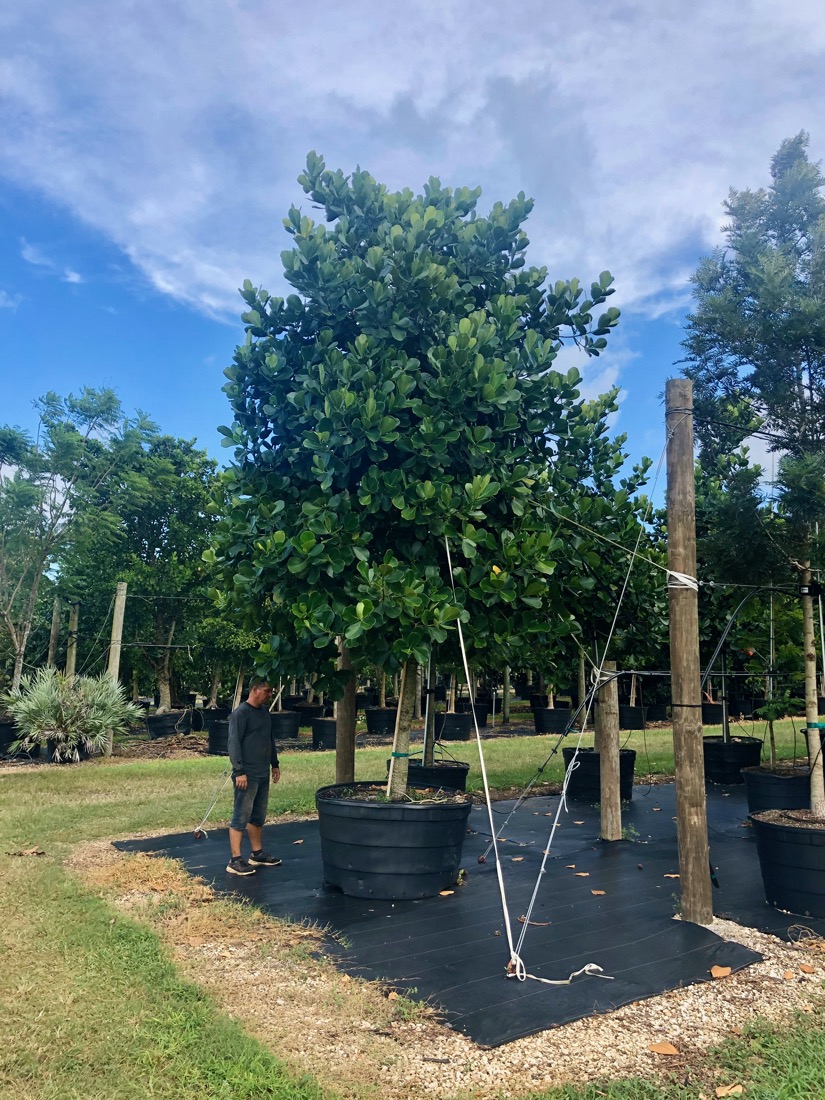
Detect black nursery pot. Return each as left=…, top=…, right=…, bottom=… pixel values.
left=702, top=735, right=762, bottom=784
left=385, top=758, right=470, bottom=792
left=201, top=708, right=231, bottom=734
left=561, top=746, right=636, bottom=802
left=533, top=707, right=571, bottom=734
left=311, top=716, right=337, bottom=750
left=434, top=712, right=473, bottom=741
left=529, top=693, right=549, bottom=711
left=750, top=810, right=825, bottom=918
left=146, top=711, right=192, bottom=739
left=365, top=707, right=397, bottom=736
left=270, top=710, right=301, bottom=739
left=644, top=703, right=669, bottom=723
left=207, top=720, right=230, bottom=756
left=701, top=702, right=724, bottom=725
left=315, top=781, right=473, bottom=899
left=295, top=703, right=325, bottom=727
left=618, top=705, right=646, bottom=731
left=456, top=701, right=490, bottom=727
left=741, top=766, right=810, bottom=814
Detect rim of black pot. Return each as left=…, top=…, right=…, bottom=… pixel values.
left=316, top=780, right=471, bottom=804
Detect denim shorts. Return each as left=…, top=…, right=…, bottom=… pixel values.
left=230, top=776, right=270, bottom=830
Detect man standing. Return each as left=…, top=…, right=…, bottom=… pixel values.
left=226, top=679, right=282, bottom=876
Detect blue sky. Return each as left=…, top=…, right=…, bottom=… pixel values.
left=2, top=1, right=824, bottom=482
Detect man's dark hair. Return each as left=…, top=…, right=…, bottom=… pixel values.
left=248, top=678, right=271, bottom=691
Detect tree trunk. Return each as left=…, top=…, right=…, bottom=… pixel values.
left=335, top=642, right=357, bottom=784
left=387, top=661, right=417, bottom=800
left=154, top=620, right=176, bottom=712
left=378, top=669, right=387, bottom=708
left=597, top=661, right=622, bottom=841
left=448, top=669, right=457, bottom=714
left=502, top=666, right=510, bottom=725
left=422, top=658, right=437, bottom=766
left=578, top=652, right=587, bottom=719
left=208, top=663, right=222, bottom=708
left=629, top=672, right=637, bottom=708
left=802, top=567, right=825, bottom=816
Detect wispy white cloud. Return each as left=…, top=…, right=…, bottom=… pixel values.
left=0, top=288, right=22, bottom=309
left=20, top=238, right=84, bottom=283
left=1, top=0, right=823, bottom=341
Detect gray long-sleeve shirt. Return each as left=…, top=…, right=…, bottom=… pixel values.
left=228, top=701, right=280, bottom=779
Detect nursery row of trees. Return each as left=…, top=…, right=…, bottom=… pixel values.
left=1, top=135, right=823, bottom=730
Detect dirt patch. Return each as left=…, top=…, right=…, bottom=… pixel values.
left=67, top=834, right=825, bottom=1099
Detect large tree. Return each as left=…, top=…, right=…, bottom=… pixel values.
left=682, top=132, right=825, bottom=812
left=211, top=154, right=636, bottom=792
left=0, top=390, right=153, bottom=690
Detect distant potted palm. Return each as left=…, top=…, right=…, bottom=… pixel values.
left=2, top=667, right=143, bottom=762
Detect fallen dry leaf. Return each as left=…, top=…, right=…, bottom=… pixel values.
left=293, top=839, right=304, bottom=845
left=574, top=821, right=585, bottom=825
left=517, top=916, right=551, bottom=926
left=800, top=963, right=816, bottom=974
left=663, top=873, right=680, bottom=879
left=511, top=857, right=524, bottom=862
left=387, top=991, right=398, bottom=1001
left=591, top=890, right=606, bottom=896
left=783, top=970, right=795, bottom=981
left=565, top=864, right=576, bottom=869
left=649, top=1041, right=679, bottom=1056
left=652, top=807, right=662, bottom=812
left=10, top=847, right=45, bottom=857
left=574, top=872, right=590, bottom=877
left=715, top=1086, right=744, bottom=1097
left=711, top=965, right=732, bottom=979
left=438, top=890, right=454, bottom=896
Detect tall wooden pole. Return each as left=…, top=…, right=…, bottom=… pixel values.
left=107, top=582, right=128, bottom=684
left=597, top=661, right=622, bottom=841
left=65, top=603, right=80, bottom=682
left=335, top=641, right=356, bottom=784
left=666, top=379, right=712, bottom=925
left=47, top=598, right=61, bottom=666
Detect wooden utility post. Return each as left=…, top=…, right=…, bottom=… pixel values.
left=666, top=378, right=712, bottom=925
left=597, top=661, right=622, bottom=841
left=107, top=582, right=128, bottom=684
left=65, top=603, right=80, bottom=682
left=335, top=641, right=356, bottom=784
left=47, top=598, right=61, bottom=666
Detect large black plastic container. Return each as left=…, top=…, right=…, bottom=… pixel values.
left=702, top=735, right=762, bottom=783
left=385, top=758, right=470, bottom=791
left=312, top=716, right=337, bottom=750
left=751, top=811, right=825, bottom=917
left=529, top=693, right=549, bottom=711
left=434, top=712, right=473, bottom=741
left=618, top=705, right=646, bottom=731
left=316, top=781, right=473, bottom=899
left=207, top=720, right=230, bottom=756
left=201, top=708, right=231, bottom=734
left=562, top=746, right=636, bottom=802
left=356, top=691, right=378, bottom=710
left=365, top=707, right=397, bottom=735
left=146, top=711, right=192, bottom=739
left=456, top=701, right=490, bottom=727
left=742, top=766, right=810, bottom=813
left=270, top=710, right=301, bottom=739
left=533, top=707, right=571, bottom=734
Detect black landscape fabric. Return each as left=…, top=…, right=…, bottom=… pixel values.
left=117, top=782, right=789, bottom=1048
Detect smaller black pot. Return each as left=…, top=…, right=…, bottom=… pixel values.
left=645, top=703, right=669, bottom=723
left=618, top=705, right=646, bottom=730
left=703, top=735, right=762, bottom=784
left=312, top=716, right=337, bottom=750
left=701, top=702, right=724, bottom=725
left=270, top=710, right=301, bottom=739
left=365, top=707, right=397, bottom=736
left=356, top=691, right=378, bottom=710
left=207, top=720, right=230, bottom=756
left=562, top=747, right=636, bottom=802
left=295, top=704, right=326, bottom=727
left=533, top=708, right=571, bottom=734
left=456, top=701, right=490, bottom=727
left=529, top=693, right=549, bottom=710
left=741, top=765, right=810, bottom=813
left=386, top=758, right=470, bottom=791
left=435, top=712, right=473, bottom=741
left=146, top=711, right=192, bottom=739
left=201, top=708, right=231, bottom=734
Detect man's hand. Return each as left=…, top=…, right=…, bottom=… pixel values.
left=271, top=766, right=281, bottom=785
left=234, top=774, right=248, bottom=791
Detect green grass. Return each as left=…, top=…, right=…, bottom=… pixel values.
left=0, top=717, right=821, bottom=1099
